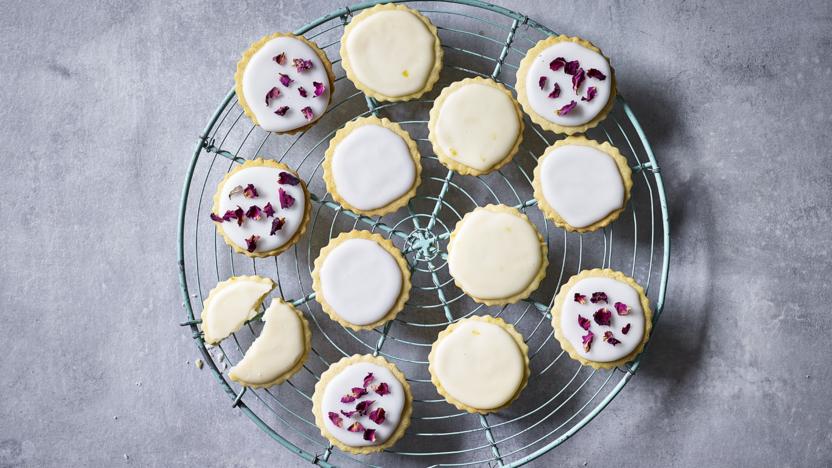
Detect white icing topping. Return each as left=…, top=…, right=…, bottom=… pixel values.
left=448, top=208, right=542, bottom=300
left=228, top=300, right=305, bottom=386
left=560, top=276, right=645, bottom=362
left=539, top=144, right=625, bottom=228
left=345, top=9, right=436, bottom=97
left=525, top=41, right=612, bottom=126
left=319, top=238, right=402, bottom=326
left=435, top=82, right=520, bottom=171
left=201, top=278, right=273, bottom=345
left=321, top=362, right=405, bottom=446
left=331, top=124, right=416, bottom=211
left=217, top=165, right=305, bottom=253
left=241, top=36, right=330, bottom=132
left=433, top=320, right=524, bottom=409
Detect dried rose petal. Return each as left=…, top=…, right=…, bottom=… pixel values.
left=549, top=57, right=566, bottom=71
left=273, top=52, right=286, bottom=65
left=265, top=87, right=281, bottom=106
left=564, top=60, right=580, bottom=75
left=347, top=422, right=365, bottom=433
left=373, top=382, right=390, bottom=396
left=340, top=394, right=356, bottom=404
left=352, top=387, right=368, bottom=399
left=622, top=323, right=631, bottom=335
left=538, top=76, right=547, bottom=90
left=556, top=100, right=577, bottom=116
left=587, top=68, right=606, bottom=80
left=233, top=206, right=245, bottom=226
left=363, top=429, right=376, bottom=442
left=356, top=400, right=374, bottom=415
left=313, top=81, right=326, bottom=97
left=593, top=308, right=612, bottom=326
left=243, top=184, right=258, bottom=199
left=301, top=106, right=314, bottom=121
left=228, top=185, right=244, bottom=198
left=578, top=315, right=591, bottom=330
left=548, top=83, right=561, bottom=99
left=278, top=73, right=293, bottom=87
left=278, top=188, right=295, bottom=209
left=293, top=58, right=313, bottom=72
left=614, top=302, right=631, bottom=315
left=298, top=86, right=308, bottom=98
left=590, top=292, right=608, bottom=304
left=274, top=106, right=289, bottom=116
left=582, top=331, right=594, bottom=352
left=574, top=293, right=587, bottom=304
left=581, top=86, right=597, bottom=102
left=278, top=171, right=300, bottom=186
left=269, top=217, right=285, bottom=235
left=328, top=411, right=343, bottom=428
left=245, top=235, right=259, bottom=252
left=603, top=331, right=621, bottom=345
left=572, top=68, right=585, bottom=92
left=245, top=205, right=263, bottom=221
left=263, top=202, right=275, bottom=218
left=341, top=409, right=358, bottom=418
left=221, top=210, right=237, bottom=222
left=368, top=407, right=385, bottom=425
left=363, top=372, right=375, bottom=388
left=210, top=213, right=224, bottom=223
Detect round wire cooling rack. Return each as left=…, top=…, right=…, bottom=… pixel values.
left=177, top=1, right=670, bottom=466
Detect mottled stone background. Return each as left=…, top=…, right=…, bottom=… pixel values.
left=1, top=1, right=830, bottom=467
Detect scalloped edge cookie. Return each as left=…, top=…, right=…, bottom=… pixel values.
left=551, top=268, right=653, bottom=369
left=428, top=77, right=525, bottom=176
left=234, top=32, right=336, bottom=135
left=312, top=354, right=413, bottom=454
left=311, top=230, right=411, bottom=331
left=516, top=35, right=617, bottom=135
left=200, top=275, right=275, bottom=345
left=428, top=315, right=530, bottom=414
left=212, top=158, right=312, bottom=258
left=323, top=116, right=422, bottom=216
left=228, top=298, right=312, bottom=389
left=532, top=136, right=633, bottom=233
left=447, top=204, right=548, bottom=306
left=340, top=3, right=443, bottom=102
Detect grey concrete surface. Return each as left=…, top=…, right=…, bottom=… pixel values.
left=1, top=0, right=831, bottom=467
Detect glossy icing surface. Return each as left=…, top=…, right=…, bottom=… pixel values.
left=216, top=166, right=305, bottom=253
left=241, top=36, right=330, bottom=132
left=435, top=82, right=520, bottom=171
left=525, top=41, right=611, bottom=126
left=345, top=10, right=436, bottom=97
left=228, top=300, right=305, bottom=385
left=321, top=362, right=405, bottom=446
left=448, top=208, right=542, bottom=300
left=331, top=124, right=416, bottom=211
left=319, top=238, right=402, bottom=325
left=201, top=278, right=273, bottom=345
left=433, top=320, right=524, bottom=409
left=539, top=144, right=624, bottom=228
left=560, top=276, right=645, bottom=362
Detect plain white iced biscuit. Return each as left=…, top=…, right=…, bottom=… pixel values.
left=533, top=136, right=632, bottom=233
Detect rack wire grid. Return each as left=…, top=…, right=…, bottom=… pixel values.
left=176, top=1, right=670, bottom=466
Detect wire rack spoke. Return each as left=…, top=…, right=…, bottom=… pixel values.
left=177, top=1, right=669, bottom=466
